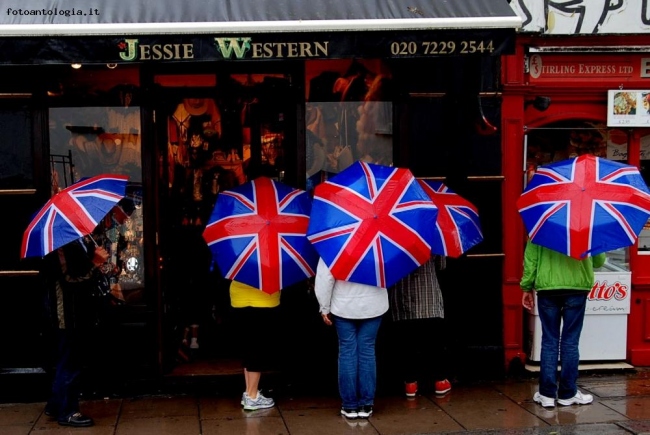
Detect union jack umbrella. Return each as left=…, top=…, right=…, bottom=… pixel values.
left=21, top=174, right=129, bottom=258
left=418, top=180, right=483, bottom=258
left=517, top=154, right=650, bottom=259
left=307, top=161, right=438, bottom=288
left=202, top=176, right=318, bottom=295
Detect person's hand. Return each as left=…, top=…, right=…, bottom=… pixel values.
left=321, top=313, right=332, bottom=326
left=91, top=247, right=109, bottom=267
left=110, top=283, right=126, bottom=304
left=326, top=153, right=338, bottom=170
left=522, top=292, right=535, bottom=312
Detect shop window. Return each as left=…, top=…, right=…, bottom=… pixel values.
left=49, top=105, right=145, bottom=305
left=525, top=121, right=608, bottom=175
left=0, top=106, right=33, bottom=190
left=47, top=65, right=140, bottom=103
left=305, top=59, right=393, bottom=193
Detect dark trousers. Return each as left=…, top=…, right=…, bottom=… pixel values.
left=392, top=317, right=448, bottom=383
left=47, top=329, right=84, bottom=420
left=236, top=306, right=280, bottom=372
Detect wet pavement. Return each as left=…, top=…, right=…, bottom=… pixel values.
left=2, top=368, right=650, bottom=435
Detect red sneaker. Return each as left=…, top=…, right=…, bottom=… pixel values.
left=405, top=381, right=418, bottom=397
left=435, top=379, right=452, bottom=395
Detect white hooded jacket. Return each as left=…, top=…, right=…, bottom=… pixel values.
left=314, top=258, right=388, bottom=319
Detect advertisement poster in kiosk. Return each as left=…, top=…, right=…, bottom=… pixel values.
left=528, top=264, right=631, bottom=362
left=607, top=89, right=650, bottom=127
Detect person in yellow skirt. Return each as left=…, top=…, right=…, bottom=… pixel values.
left=230, top=280, right=280, bottom=410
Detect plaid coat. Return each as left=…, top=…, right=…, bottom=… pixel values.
left=389, top=256, right=445, bottom=321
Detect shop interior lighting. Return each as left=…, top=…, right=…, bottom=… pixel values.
left=106, top=63, right=118, bottom=69
left=71, top=63, right=82, bottom=69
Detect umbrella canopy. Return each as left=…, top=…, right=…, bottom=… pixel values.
left=307, top=161, right=438, bottom=288
left=203, top=176, right=318, bottom=295
left=21, top=174, right=129, bottom=258
left=418, top=180, right=483, bottom=258
left=517, top=154, right=650, bottom=259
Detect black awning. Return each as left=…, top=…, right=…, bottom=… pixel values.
left=2, top=0, right=520, bottom=35
left=0, top=0, right=521, bottom=64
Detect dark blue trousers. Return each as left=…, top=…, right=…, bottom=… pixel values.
left=47, top=329, right=83, bottom=421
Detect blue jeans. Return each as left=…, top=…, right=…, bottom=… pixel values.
left=333, top=315, right=382, bottom=409
left=537, top=292, right=587, bottom=400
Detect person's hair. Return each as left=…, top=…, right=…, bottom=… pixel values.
left=118, top=197, right=136, bottom=216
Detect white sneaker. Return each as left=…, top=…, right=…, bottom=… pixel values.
left=243, top=391, right=275, bottom=411
left=340, top=408, right=359, bottom=419
left=533, top=392, right=555, bottom=408
left=557, top=390, right=593, bottom=406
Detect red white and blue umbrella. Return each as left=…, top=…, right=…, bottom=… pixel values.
left=517, top=154, right=650, bottom=259
left=418, top=180, right=483, bottom=258
left=202, top=176, right=318, bottom=295
left=21, top=174, right=129, bottom=258
left=307, top=161, right=438, bottom=288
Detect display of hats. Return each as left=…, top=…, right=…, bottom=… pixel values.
left=183, top=98, right=210, bottom=116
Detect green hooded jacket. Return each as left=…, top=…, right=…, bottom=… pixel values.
left=520, top=241, right=606, bottom=292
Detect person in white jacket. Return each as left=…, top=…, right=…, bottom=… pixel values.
left=314, top=258, right=388, bottom=420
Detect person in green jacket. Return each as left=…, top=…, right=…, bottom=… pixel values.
left=520, top=240, right=606, bottom=409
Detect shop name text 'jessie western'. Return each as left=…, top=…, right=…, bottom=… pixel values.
left=118, top=38, right=329, bottom=61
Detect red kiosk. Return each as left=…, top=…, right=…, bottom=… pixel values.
left=501, top=32, right=650, bottom=368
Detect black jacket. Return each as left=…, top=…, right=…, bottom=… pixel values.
left=41, top=238, right=103, bottom=330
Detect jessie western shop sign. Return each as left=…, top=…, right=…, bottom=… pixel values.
left=115, top=32, right=514, bottom=61
left=0, top=30, right=514, bottom=64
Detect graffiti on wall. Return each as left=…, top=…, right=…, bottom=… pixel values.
left=511, top=0, right=650, bottom=34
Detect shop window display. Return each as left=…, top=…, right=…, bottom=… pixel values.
left=165, top=74, right=291, bottom=228
left=305, top=59, right=393, bottom=194
left=49, top=106, right=142, bottom=184
left=167, top=96, right=237, bottom=226
left=48, top=101, right=145, bottom=305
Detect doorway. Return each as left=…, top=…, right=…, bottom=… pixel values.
left=154, top=67, right=300, bottom=376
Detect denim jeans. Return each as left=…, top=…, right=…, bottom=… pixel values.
left=47, top=329, right=83, bottom=421
left=537, top=292, right=588, bottom=400
left=333, top=315, right=382, bottom=409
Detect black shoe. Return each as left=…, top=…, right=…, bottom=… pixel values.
left=358, top=405, right=373, bottom=418
left=58, top=412, right=94, bottom=427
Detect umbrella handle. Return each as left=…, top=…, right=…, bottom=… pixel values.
left=88, top=236, right=99, bottom=248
